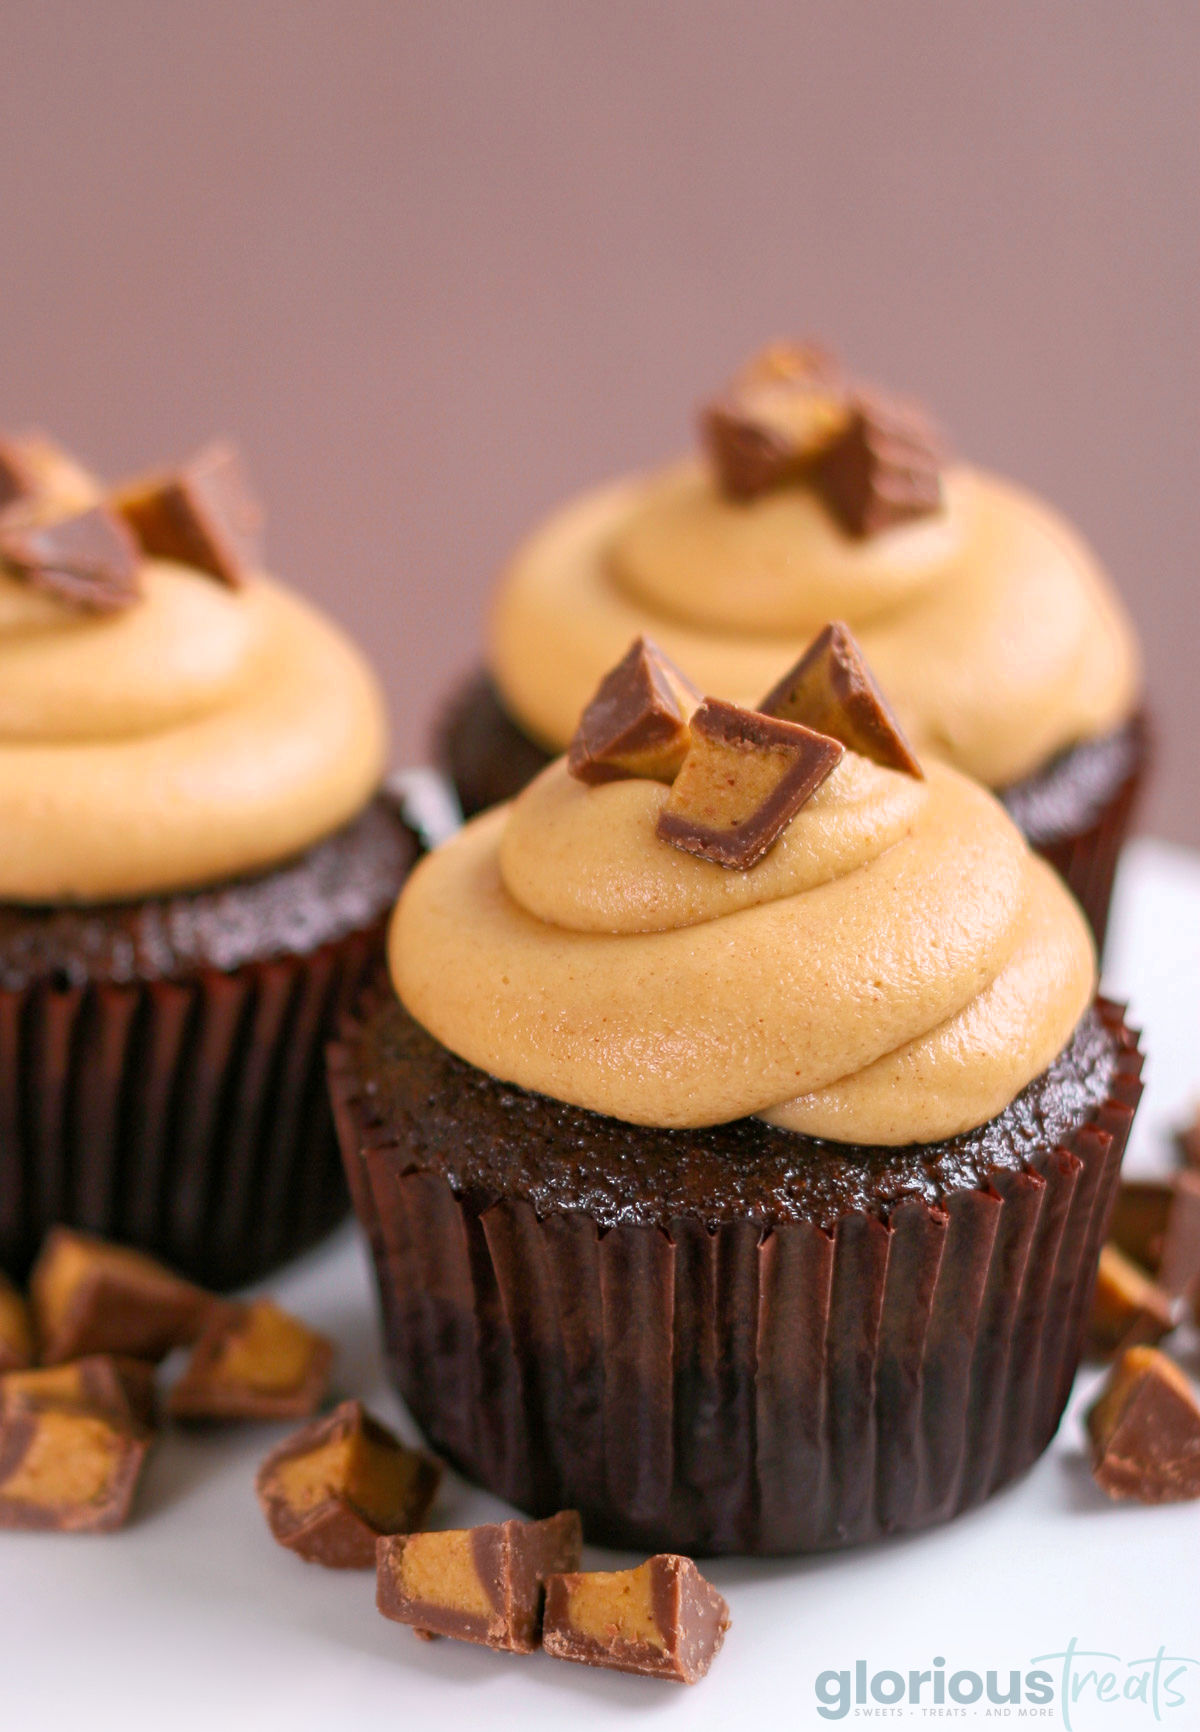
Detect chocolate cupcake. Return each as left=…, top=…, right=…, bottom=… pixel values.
left=439, top=341, right=1145, bottom=948
left=341, top=635, right=1143, bottom=1555
left=0, top=432, right=415, bottom=1286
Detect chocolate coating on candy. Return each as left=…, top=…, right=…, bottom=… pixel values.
left=1108, top=1180, right=1173, bottom=1274
left=1179, top=1107, right=1200, bottom=1170
left=1087, top=1346, right=1200, bottom=1503
left=31, top=1228, right=215, bottom=1366
left=702, top=341, right=848, bottom=500
left=168, top=1299, right=333, bottom=1421
left=656, top=698, right=843, bottom=869
left=1, top=1356, right=157, bottom=1431
left=0, top=1400, right=152, bottom=1532
left=0, top=503, right=141, bottom=612
left=542, top=1553, right=730, bottom=1684
left=760, top=621, right=922, bottom=778
left=567, top=636, right=700, bottom=785
left=114, top=441, right=262, bottom=587
left=1086, top=1245, right=1175, bottom=1358
left=814, top=393, right=942, bottom=537
left=1159, top=1171, right=1200, bottom=1308
left=257, top=1399, right=441, bottom=1569
left=376, top=1510, right=582, bottom=1651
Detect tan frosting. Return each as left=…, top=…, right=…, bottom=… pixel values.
left=392, top=754, right=1096, bottom=1144
left=489, top=460, right=1140, bottom=787
left=0, top=563, right=387, bottom=902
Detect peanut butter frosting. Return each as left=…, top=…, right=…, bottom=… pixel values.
left=391, top=752, right=1097, bottom=1145
left=0, top=462, right=386, bottom=903
left=489, top=459, right=1140, bottom=789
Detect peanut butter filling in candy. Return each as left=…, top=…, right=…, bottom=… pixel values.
left=0, top=1273, right=34, bottom=1374
left=31, top=1228, right=215, bottom=1366
left=656, top=696, right=843, bottom=869
left=0, top=1400, right=152, bottom=1532
left=112, top=441, right=263, bottom=588
left=542, top=1554, right=730, bottom=1684
left=168, top=1299, right=333, bottom=1420
left=1086, top=1245, right=1175, bottom=1358
left=759, top=620, right=923, bottom=777
left=567, top=635, right=700, bottom=785
left=257, top=1399, right=441, bottom=1569
left=0, top=500, right=141, bottom=613
left=813, top=392, right=943, bottom=537
left=1, top=1355, right=157, bottom=1432
left=376, top=1511, right=582, bottom=1652
left=1086, top=1346, right=1200, bottom=1504
left=701, top=340, right=849, bottom=501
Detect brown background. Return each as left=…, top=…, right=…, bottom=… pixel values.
left=1, top=4, right=1195, bottom=840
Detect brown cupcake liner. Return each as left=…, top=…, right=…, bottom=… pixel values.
left=332, top=999, right=1143, bottom=1556
left=1017, top=711, right=1149, bottom=956
left=0, top=924, right=384, bottom=1289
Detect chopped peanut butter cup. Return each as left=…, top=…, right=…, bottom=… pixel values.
left=702, top=341, right=848, bottom=500
left=1087, top=1347, right=1200, bottom=1503
left=656, top=697, right=843, bottom=869
left=1086, top=1244, right=1175, bottom=1357
left=0, top=1400, right=152, bottom=1532
left=1179, top=1106, right=1200, bottom=1169
left=1160, top=1171, right=1200, bottom=1308
left=759, top=621, right=923, bottom=777
left=257, top=1399, right=440, bottom=1569
left=1, top=1355, right=157, bottom=1431
left=30, top=1228, right=215, bottom=1366
left=0, top=1274, right=33, bottom=1374
left=0, top=435, right=39, bottom=509
left=1108, top=1179, right=1173, bottom=1273
left=377, top=1510, right=582, bottom=1651
left=168, top=1299, right=333, bottom=1421
left=814, top=392, right=942, bottom=537
left=114, top=441, right=262, bottom=587
left=567, top=636, right=700, bottom=785
left=543, top=1554, right=730, bottom=1684
left=0, top=503, right=141, bottom=612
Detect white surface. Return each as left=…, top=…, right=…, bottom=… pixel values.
left=4, top=838, right=1200, bottom=1732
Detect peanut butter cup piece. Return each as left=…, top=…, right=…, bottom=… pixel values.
left=0, top=502, right=141, bottom=612
left=1108, top=1179, right=1174, bottom=1274
left=814, top=392, right=942, bottom=537
left=168, top=1299, right=333, bottom=1421
left=1, top=1356, right=157, bottom=1432
left=567, top=636, right=701, bottom=785
left=30, top=1228, right=215, bottom=1367
left=377, top=1510, right=582, bottom=1651
left=702, top=341, right=849, bottom=500
left=0, top=1400, right=152, bottom=1532
left=759, top=621, right=923, bottom=777
left=0, top=435, right=39, bottom=509
left=0, top=1274, right=34, bottom=1374
left=1086, top=1346, right=1200, bottom=1503
left=656, top=697, right=843, bottom=869
left=1159, top=1170, right=1200, bottom=1308
left=113, top=441, right=262, bottom=587
left=1179, top=1106, right=1200, bottom=1169
left=543, top=1553, right=730, bottom=1684
left=257, top=1399, right=440, bottom=1569
left=1086, top=1244, right=1175, bottom=1357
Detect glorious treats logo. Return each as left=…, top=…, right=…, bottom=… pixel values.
left=812, top=1640, right=1199, bottom=1725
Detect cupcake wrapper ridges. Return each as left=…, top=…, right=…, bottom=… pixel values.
left=0, top=926, right=382, bottom=1288
left=331, top=999, right=1143, bottom=1555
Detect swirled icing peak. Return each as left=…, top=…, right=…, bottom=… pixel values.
left=0, top=429, right=387, bottom=902
left=394, top=647, right=1096, bottom=1144
left=488, top=341, right=1140, bottom=788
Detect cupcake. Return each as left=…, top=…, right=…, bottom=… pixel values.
left=0, top=431, right=415, bottom=1286
left=440, top=342, right=1144, bottom=948
left=339, top=630, right=1143, bottom=1555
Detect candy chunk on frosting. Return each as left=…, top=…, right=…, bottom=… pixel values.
left=392, top=754, right=1096, bottom=1145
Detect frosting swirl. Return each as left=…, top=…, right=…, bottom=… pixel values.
left=489, top=459, right=1140, bottom=788
left=0, top=563, right=387, bottom=902
left=391, top=753, right=1096, bottom=1145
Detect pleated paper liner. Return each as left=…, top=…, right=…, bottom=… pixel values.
left=1005, top=711, right=1149, bottom=956
left=0, top=923, right=384, bottom=1289
left=331, top=999, right=1143, bottom=1557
